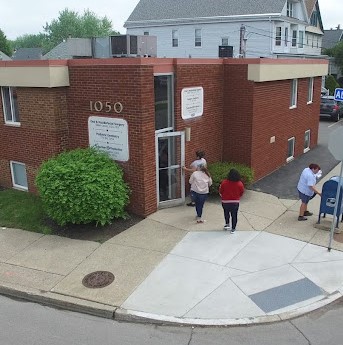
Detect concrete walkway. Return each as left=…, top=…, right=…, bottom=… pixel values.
left=1, top=164, right=343, bottom=326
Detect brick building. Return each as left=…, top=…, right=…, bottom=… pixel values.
left=0, top=58, right=328, bottom=217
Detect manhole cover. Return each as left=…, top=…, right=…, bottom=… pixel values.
left=82, top=271, right=115, bottom=289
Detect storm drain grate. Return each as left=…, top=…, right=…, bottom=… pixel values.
left=82, top=271, right=115, bottom=289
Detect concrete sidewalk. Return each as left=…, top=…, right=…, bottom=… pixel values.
left=1, top=165, right=343, bottom=326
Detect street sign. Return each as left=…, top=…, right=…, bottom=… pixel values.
left=328, top=127, right=343, bottom=160
left=334, top=88, right=343, bottom=101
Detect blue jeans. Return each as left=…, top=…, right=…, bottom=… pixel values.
left=191, top=191, right=208, bottom=218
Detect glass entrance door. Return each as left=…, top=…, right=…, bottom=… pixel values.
left=156, top=131, right=185, bottom=207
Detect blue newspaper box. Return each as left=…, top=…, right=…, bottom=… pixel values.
left=317, top=176, right=343, bottom=227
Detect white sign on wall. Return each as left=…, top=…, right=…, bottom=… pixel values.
left=181, top=87, right=204, bottom=119
left=88, top=116, right=129, bottom=162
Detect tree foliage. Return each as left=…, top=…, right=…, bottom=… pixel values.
left=0, top=29, right=12, bottom=56
left=35, top=148, right=130, bottom=226
left=43, top=8, right=114, bottom=52
left=325, top=74, right=340, bottom=95
left=13, top=33, right=47, bottom=50
left=324, top=41, right=343, bottom=74
left=11, top=8, right=117, bottom=54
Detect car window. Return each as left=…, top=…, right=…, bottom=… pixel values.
left=321, top=98, right=335, bottom=105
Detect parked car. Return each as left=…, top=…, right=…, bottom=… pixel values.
left=320, top=96, right=343, bottom=122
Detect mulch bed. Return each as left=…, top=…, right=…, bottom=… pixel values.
left=45, top=213, right=144, bottom=243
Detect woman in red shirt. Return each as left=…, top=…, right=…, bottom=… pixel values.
left=219, top=169, right=244, bottom=233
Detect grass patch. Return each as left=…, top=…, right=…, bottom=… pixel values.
left=0, top=189, right=52, bottom=234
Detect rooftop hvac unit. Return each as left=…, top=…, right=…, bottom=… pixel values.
left=110, top=35, right=157, bottom=57
left=218, top=45, right=233, bottom=58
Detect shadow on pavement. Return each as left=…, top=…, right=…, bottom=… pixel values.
left=250, top=144, right=339, bottom=200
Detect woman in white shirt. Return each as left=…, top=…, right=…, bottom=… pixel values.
left=189, top=165, right=212, bottom=223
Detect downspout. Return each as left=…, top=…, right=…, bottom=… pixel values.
left=269, top=16, right=273, bottom=57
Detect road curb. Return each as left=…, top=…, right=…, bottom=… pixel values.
left=0, top=283, right=116, bottom=319
left=1, top=282, right=342, bottom=327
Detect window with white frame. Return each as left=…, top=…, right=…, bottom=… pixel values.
left=298, top=31, right=304, bottom=48
left=304, top=130, right=310, bottom=152
left=1, top=86, right=20, bottom=124
left=10, top=161, right=28, bottom=190
left=275, top=27, right=282, bottom=46
left=307, top=77, right=314, bottom=103
left=172, top=30, right=178, bottom=47
left=290, top=79, right=298, bottom=108
left=221, top=37, right=229, bottom=46
left=292, top=30, right=297, bottom=47
left=195, top=29, right=202, bottom=47
left=287, top=137, right=295, bottom=162
left=285, top=27, right=289, bottom=46
left=287, top=2, right=294, bottom=17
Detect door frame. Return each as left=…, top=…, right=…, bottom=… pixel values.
left=155, top=131, right=185, bottom=208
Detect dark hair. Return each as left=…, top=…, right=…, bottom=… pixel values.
left=309, top=163, right=320, bottom=170
left=196, top=150, right=205, bottom=159
left=227, top=168, right=241, bottom=182
left=199, top=164, right=211, bottom=177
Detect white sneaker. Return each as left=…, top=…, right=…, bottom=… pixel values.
left=223, top=225, right=231, bottom=231
left=230, top=229, right=236, bottom=234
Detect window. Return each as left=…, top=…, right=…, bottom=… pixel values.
left=195, top=29, right=202, bottom=47
left=154, top=74, right=174, bottom=132
left=310, top=11, right=318, bottom=26
left=172, top=30, right=178, bottom=47
left=287, top=137, right=295, bottom=162
left=292, top=30, right=297, bottom=47
left=143, top=31, right=149, bottom=36
left=275, top=27, right=282, bottom=46
left=307, top=77, right=314, bottom=103
left=290, top=79, right=298, bottom=108
left=287, top=2, right=293, bottom=17
left=298, top=31, right=304, bottom=48
left=10, top=161, right=28, bottom=190
left=1, top=86, right=20, bottom=124
left=285, top=27, right=289, bottom=46
left=304, top=130, right=310, bottom=152
left=221, top=37, right=229, bottom=46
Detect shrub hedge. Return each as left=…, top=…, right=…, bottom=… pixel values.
left=207, top=162, right=254, bottom=195
left=35, top=147, right=130, bottom=226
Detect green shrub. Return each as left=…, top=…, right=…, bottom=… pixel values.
left=208, top=162, right=254, bottom=195
left=325, top=75, right=340, bottom=95
left=35, top=147, right=130, bottom=226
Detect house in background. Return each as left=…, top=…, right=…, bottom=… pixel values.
left=43, top=38, right=93, bottom=59
left=125, top=0, right=324, bottom=59
left=12, top=48, right=43, bottom=61
left=0, top=51, right=11, bottom=61
left=322, top=26, right=343, bottom=82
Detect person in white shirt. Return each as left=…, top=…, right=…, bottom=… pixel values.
left=189, top=164, right=212, bottom=223
left=183, top=150, right=207, bottom=206
left=297, top=163, right=322, bottom=221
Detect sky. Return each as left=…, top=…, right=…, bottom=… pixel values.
left=0, top=0, right=342, bottom=40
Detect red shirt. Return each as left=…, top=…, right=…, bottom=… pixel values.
left=219, top=180, right=244, bottom=203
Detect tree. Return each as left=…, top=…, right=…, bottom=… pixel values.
left=12, top=33, right=47, bottom=50
left=43, top=8, right=115, bottom=52
left=0, top=29, right=12, bottom=56
left=324, top=41, right=343, bottom=74
left=325, top=74, right=340, bottom=95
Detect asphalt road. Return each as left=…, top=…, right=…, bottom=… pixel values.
left=1, top=294, right=343, bottom=345
left=251, top=120, right=342, bottom=199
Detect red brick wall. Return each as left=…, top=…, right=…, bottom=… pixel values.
left=222, top=64, right=254, bottom=166
left=222, top=64, right=321, bottom=180
left=0, top=59, right=323, bottom=217
left=66, top=63, right=157, bottom=216
left=175, top=63, right=224, bottom=168
left=0, top=87, right=68, bottom=192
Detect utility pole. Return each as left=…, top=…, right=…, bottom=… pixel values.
left=239, top=24, right=246, bottom=58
